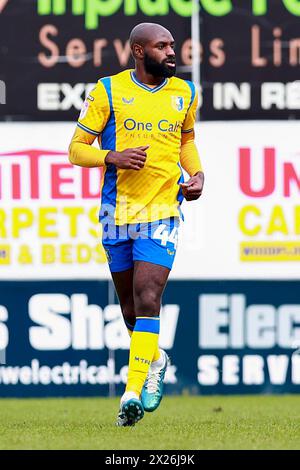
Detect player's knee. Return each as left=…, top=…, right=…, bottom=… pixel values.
left=134, top=288, right=160, bottom=315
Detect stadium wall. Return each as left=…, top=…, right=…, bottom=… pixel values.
left=1, top=1, right=300, bottom=397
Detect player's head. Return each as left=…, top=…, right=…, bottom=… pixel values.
left=130, top=23, right=176, bottom=78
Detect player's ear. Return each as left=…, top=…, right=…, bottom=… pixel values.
left=132, top=43, right=144, bottom=59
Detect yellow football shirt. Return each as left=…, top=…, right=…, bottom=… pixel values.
left=78, top=69, right=198, bottom=225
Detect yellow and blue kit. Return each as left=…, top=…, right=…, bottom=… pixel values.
left=69, top=69, right=202, bottom=271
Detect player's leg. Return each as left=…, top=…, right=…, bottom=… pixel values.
left=133, top=262, right=170, bottom=412
left=120, top=261, right=170, bottom=423
left=111, top=269, right=135, bottom=335
left=109, top=266, right=142, bottom=427
left=109, top=267, right=144, bottom=427
left=118, top=217, right=179, bottom=424
left=126, top=261, right=170, bottom=395
left=125, top=218, right=179, bottom=412
left=102, top=223, right=143, bottom=426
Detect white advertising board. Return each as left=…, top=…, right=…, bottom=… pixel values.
left=1, top=121, right=299, bottom=279
left=177, top=121, right=300, bottom=279
left=0, top=123, right=110, bottom=279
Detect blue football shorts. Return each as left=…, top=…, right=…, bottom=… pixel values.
left=101, top=217, right=180, bottom=272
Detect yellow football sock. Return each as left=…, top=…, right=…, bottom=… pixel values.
left=125, top=318, right=160, bottom=362
left=126, top=316, right=160, bottom=396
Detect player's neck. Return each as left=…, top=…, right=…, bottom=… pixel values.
left=134, top=68, right=165, bottom=87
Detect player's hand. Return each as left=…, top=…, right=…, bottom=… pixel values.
left=180, top=171, right=204, bottom=201
left=105, top=146, right=149, bottom=170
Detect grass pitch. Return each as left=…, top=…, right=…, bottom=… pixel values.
left=0, top=395, right=299, bottom=450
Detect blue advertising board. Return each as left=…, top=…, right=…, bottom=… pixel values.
left=0, top=280, right=299, bottom=397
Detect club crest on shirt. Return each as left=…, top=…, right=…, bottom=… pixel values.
left=171, top=96, right=184, bottom=111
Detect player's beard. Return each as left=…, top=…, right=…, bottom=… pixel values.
left=144, top=52, right=176, bottom=78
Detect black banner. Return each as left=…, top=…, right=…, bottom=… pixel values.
left=201, top=0, right=300, bottom=119
left=1, top=1, right=300, bottom=121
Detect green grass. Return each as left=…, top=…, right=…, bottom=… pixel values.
left=0, top=395, right=299, bottom=450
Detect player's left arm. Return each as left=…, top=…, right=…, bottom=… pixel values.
left=180, top=86, right=204, bottom=201
left=69, top=126, right=107, bottom=167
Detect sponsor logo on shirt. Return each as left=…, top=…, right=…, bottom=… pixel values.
left=124, top=118, right=181, bottom=133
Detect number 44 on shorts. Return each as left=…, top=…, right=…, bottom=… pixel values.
left=153, top=224, right=178, bottom=248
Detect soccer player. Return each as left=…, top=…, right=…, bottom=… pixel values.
left=69, top=23, right=204, bottom=426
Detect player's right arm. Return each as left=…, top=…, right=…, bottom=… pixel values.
left=69, top=80, right=147, bottom=170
